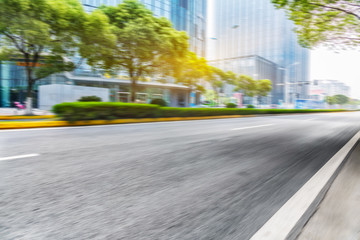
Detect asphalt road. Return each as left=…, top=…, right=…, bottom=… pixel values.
left=1, top=112, right=359, bottom=240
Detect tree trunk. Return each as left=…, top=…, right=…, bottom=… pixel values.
left=216, top=88, right=220, bottom=107
left=25, top=68, right=34, bottom=115
left=257, top=96, right=261, bottom=108
left=130, top=77, right=137, bottom=103
left=213, top=86, right=219, bottom=107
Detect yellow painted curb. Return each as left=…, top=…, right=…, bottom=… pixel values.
left=0, top=115, right=255, bottom=130
left=0, top=115, right=55, bottom=120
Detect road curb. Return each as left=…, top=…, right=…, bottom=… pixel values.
left=0, top=115, right=55, bottom=120
left=0, top=115, right=256, bottom=130
left=250, top=131, right=360, bottom=240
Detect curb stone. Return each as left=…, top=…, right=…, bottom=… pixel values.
left=250, top=131, right=360, bottom=240
left=0, top=115, right=255, bottom=130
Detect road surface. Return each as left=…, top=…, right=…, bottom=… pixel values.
left=1, top=112, right=359, bottom=239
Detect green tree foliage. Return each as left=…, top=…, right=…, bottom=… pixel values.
left=325, top=96, right=336, bottom=105
left=207, top=67, right=225, bottom=94
left=205, top=66, right=237, bottom=105
left=233, top=75, right=272, bottom=103
left=95, top=0, right=189, bottom=102
left=226, top=103, right=237, bottom=108
left=234, top=75, right=258, bottom=96
left=203, top=89, right=217, bottom=103
left=325, top=94, right=349, bottom=105
left=334, top=94, right=349, bottom=104
left=256, top=79, right=272, bottom=103
left=150, top=98, right=167, bottom=107
left=348, top=98, right=360, bottom=105
left=0, top=0, right=114, bottom=114
left=256, top=79, right=273, bottom=97
left=272, top=0, right=360, bottom=48
left=174, top=51, right=209, bottom=92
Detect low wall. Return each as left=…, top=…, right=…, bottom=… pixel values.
left=39, top=84, right=109, bottom=110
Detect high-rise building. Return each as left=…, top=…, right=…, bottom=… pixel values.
left=208, top=0, right=310, bottom=105
left=81, top=0, right=206, bottom=57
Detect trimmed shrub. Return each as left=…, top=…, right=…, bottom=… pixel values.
left=52, top=102, right=346, bottom=121
left=52, top=102, right=159, bottom=121
left=150, top=98, right=167, bottom=107
left=158, top=107, right=248, bottom=117
left=226, top=103, right=237, bottom=108
left=247, top=104, right=255, bottom=108
left=78, top=96, right=102, bottom=102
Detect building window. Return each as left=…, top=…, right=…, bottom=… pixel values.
left=179, top=0, right=188, bottom=9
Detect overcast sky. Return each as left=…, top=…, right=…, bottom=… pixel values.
left=310, top=48, right=360, bottom=99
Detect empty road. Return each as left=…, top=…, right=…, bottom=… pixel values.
left=1, top=112, right=359, bottom=239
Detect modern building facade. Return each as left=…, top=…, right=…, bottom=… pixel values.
left=81, top=0, right=206, bottom=57
left=209, top=0, right=310, bottom=105
left=0, top=60, right=190, bottom=108
left=0, top=0, right=205, bottom=107
left=38, top=74, right=190, bottom=110
left=0, top=61, right=33, bottom=108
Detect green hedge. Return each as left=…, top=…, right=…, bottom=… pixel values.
left=78, top=95, right=102, bottom=102
left=52, top=102, right=159, bottom=121
left=158, top=107, right=256, bottom=117
left=226, top=103, right=237, bottom=108
left=52, top=102, right=345, bottom=121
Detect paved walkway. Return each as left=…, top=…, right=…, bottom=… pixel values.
left=0, top=108, right=52, bottom=116
left=297, top=142, right=360, bottom=240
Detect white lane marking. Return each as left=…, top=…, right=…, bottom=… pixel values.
left=232, top=124, right=274, bottom=131
left=250, top=130, right=360, bottom=240
left=305, top=118, right=317, bottom=121
left=0, top=153, right=40, bottom=161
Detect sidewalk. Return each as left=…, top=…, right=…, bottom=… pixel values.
left=297, top=141, right=360, bottom=240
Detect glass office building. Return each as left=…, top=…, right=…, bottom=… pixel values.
left=209, top=0, right=310, bottom=105
left=211, top=55, right=279, bottom=105
left=0, top=0, right=206, bottom=107
left=81, top=0, right=206, bottom=57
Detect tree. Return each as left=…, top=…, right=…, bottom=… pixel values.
left=334, top=94, right=349, bottom=105
left=272, top=0, right=360, bottom=48
left=325, top=96, right=336, bottom=105
left=256, top=79, right=272, bottom=104
left=95, top=0, right=189, bottom=102
left=205, top=66, right=237, bottom=105
left=233, top=75, right=272, bottom=105
left=203, top=89, right=217, bottom=105
left=325, top=94, right=349, bottom=105
left=348, top=98, right=360, bottom=105
left=0, top=0, right=114, bottom=114
left=174, top=51, right=210, bottom=98
left=233, top=75, right=258, bottom=97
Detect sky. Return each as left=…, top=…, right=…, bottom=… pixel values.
left=310, top=48, right=360, bottom=99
